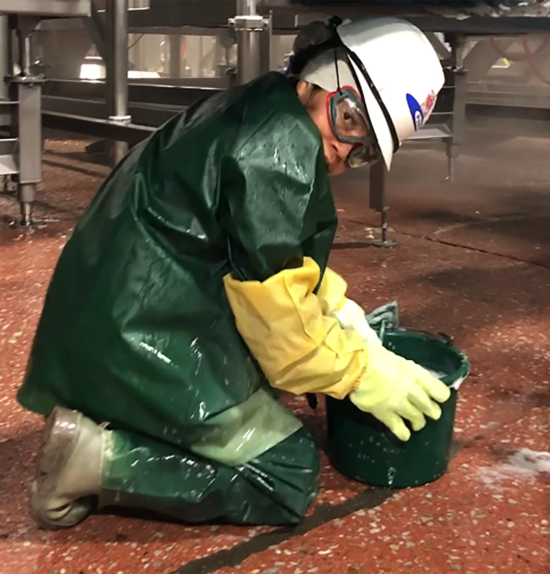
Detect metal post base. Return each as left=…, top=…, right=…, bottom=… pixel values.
left=444, top=139, right=459, bottom=184
left=443, top=154, right=455, bottom=183
left=8, top=218, right=59, bottom=230
left=7, top=210, right=60, bottom=229
left=8, top=183, right=60, bottom=229
left=20, top=199, right=32, bottom=226
left=10, top=184, right=34, bottom=227
left=372, top=238, right=398, bottom=248
left=370, top=209, right=398, bottom=248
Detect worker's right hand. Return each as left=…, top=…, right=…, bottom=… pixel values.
left=349, top=343, right=451, bottom=442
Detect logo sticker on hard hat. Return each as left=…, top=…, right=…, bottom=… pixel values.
left=406, top=94, right=423, bottom=132
left=421, top=91, right=437, bottom=121
left=406, top=91, right=437, bottom=132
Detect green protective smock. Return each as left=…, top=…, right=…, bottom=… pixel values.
left=17, top=72, right=338, bottom=525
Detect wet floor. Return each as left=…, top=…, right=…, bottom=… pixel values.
left=1, top=129, right=550, bottom=574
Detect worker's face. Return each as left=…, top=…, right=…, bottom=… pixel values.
left=297, top=81, right=364, bottom=176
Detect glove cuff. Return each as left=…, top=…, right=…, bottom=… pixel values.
left=350, top=363, right=367, bottom=393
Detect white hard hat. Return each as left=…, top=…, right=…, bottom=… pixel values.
left=300, top=17, right=444, bottom=169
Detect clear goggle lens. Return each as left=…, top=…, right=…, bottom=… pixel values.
left=346, top=142, right=379, bottom=168
left=327, top=86, right=380, bottom=168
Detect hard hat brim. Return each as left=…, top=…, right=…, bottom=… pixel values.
left=348, top=58, right=395, bottom=170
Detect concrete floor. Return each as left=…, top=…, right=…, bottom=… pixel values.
left=1, top=129, right=550, bottom=574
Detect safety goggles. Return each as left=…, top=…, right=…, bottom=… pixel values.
left=325, top=85, right=380, bottom=168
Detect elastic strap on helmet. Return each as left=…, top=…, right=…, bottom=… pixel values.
left=344, top=48, right=400, bottom=153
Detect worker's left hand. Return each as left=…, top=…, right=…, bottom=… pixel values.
left=349, top=343, right=451, bottom=441
left=330, top=298, right=381, bottom=344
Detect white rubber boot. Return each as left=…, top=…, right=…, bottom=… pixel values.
left=30, top=406, right=106, bottom=529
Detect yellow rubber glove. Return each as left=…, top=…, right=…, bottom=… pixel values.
left=224, top=257, right=450, bottom=442
left=350, top=343, right=452, bottom=441
left=317, top=267, right=380, bottom=344
left=224, top=257, right=365, bottom=399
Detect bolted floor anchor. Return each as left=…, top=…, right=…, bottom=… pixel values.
left=6, top=182, right=58, bottom=228
left=371, top=208, right=398, bottom=248
left=8, top=215, right=59, bottom=230
left=8, top=202, right=38, bottom=228
left=7, top=199, right=59, bottom=229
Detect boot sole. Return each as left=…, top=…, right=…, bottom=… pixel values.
left=29, top=407, right=92, bottom=529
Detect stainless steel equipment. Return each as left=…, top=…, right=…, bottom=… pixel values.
left=6, top=0, right=550, bottom=237
left=0, top=0, right=91, bottom=225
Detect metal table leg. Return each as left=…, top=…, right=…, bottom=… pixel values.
left=9, top=20, right=45, bottom=227
left=106, top=0, right=130, bottom=167
left=169, top=34, right=182, bottom=79
left=445, top=34, right=467, bottom=184
left=0, top=16, right=9, bottom=102
left=231, top=0, right=271, bottom=86
left=0, top=16, right=14, bottom=198
left=369, top=160, right=397, bottom=248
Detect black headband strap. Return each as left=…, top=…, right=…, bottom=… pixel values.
left=344, top=47, right=400, bottom=153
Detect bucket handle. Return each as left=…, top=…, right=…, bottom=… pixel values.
left=375, top=315, right=453, bottom=347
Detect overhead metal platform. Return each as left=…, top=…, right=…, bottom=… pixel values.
left=0, top=0, right=91, bottom=18
left=103, top=0, right=550, bottom=31
left=260, top=0, right=550, bottom=15
left=4, top=0, right=550, bottom=234
left=33, top=0, right=550, bottom=34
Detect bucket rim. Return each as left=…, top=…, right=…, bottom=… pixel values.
left=383, top=327, right=470, bottom=389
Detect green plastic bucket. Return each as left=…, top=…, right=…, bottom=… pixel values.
left=326, top=329, right=469, bottom=489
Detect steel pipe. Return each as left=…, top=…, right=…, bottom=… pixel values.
left=235, top=0, right=262, bottom=85
left=0, top=16, right=10, bottom=101
left=106, top=0, right=130, bottom=166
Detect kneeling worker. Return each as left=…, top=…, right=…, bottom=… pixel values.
left=17, top=16, right=449, bottom=528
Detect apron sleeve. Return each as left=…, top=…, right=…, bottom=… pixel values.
left=219, top=115, right=365, bottom=398
left=219, top=108, right=336, bottom=283
left=224, top=257, right=365, bottom=399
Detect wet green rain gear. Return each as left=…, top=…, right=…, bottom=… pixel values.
left=18, top=72, right=338, bottom=525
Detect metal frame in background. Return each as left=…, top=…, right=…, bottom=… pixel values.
left=369, top=34, right=467, bottom=247
left=0, top=0, right=91, bottom=226
left=368, top=34, right=468, bottom=248
left=27, top=1, right=550, bottom=236
left=366, top=29, right=550, bottom=248
left=41, top=0, right=274, bottom=162
left=0, top=0, right=90, bottom=18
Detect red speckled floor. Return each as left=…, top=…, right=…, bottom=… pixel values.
left=1, top=129, right=550, bottom=574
